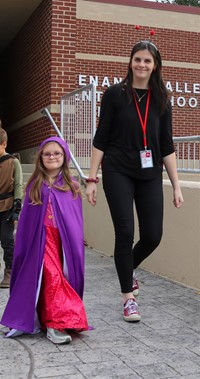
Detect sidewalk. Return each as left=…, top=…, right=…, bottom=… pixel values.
left=0, top=246, right=200, bottom=379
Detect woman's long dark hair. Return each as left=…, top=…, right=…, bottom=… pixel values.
left=121, top=41, right=170, bottom=114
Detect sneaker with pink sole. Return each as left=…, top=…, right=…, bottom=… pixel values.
left=123, top=298, right=141, bottom=322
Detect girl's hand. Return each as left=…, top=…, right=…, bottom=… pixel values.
left=86, top=183, right=97, bottom=206
left=173, top=188, right=184, bottom=208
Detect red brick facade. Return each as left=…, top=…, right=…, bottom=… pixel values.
left=0, top=0, right=199, bottom=156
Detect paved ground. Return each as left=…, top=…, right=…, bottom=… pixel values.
left=0, top=246, right=200, bottom=379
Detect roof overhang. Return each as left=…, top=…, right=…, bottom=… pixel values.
left=0, top=0, right=42, bottom=53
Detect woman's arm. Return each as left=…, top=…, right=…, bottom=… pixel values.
left=85, top=147, right=104, bottom=206
left=163, top=152, right=184, bottom=208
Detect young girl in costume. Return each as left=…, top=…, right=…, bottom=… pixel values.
left=1, top=136, right=88, bottom=344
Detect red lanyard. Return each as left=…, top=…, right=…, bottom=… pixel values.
left=133, top=89, right=150, bottom=150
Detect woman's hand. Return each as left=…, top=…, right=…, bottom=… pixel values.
left=86, top=182, right=98, bottom=206
left=85, top=147, right=104, bottom=206
left=163, top=153, right=184, bottom=209
left=173, top=188, right=184, bottom=209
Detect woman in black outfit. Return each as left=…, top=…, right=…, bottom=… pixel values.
left=86, top=40, right=184, bottom=322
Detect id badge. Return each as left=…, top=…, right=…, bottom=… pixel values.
left=140, top=150, right=153, bottom=169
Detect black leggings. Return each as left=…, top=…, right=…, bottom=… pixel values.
left=0, top=211, right=14, bottom=269
left=102, top=168, right=163, bottom=293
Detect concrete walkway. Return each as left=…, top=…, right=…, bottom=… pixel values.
left=0, top=247, right=200, bottom=379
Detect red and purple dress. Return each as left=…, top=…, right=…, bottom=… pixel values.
left=37, top=198, right=88, bottom=332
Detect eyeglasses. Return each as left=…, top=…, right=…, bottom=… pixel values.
left=41, top=152, right=64, bottom=159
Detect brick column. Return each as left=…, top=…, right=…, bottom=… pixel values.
left=51, top=0, right=77, bottom=105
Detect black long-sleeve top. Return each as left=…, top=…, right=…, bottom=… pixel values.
left=93, top=84, right=175, bottom=180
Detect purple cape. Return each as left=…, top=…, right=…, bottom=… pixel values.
left=1, top=137, right=85, bottom=333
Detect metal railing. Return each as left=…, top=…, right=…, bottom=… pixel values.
left=41, top=107, right=88, bottom=179
left=42, top=87, right=200, bottom=176
left=173, top=135, right=200, bottom=173
left=61, top=84, right=96, bottom=173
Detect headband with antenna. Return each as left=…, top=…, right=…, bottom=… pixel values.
left=135, top=26, right=158, bottom=51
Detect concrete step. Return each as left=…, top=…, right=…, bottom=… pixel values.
left=21, top=164, right=34, bottom=184
left=23, top=173, right=33, bottom=183
left=21, top=164, right=35, bottom=173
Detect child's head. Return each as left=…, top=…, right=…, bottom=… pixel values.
left=0, top=128, right=8, bottom=157
left=40, top=141, right=65, bottom=175
left=37, top=136, right=70, bottom=176
left=39, top=136, right=71, bottom=163
left=27, top=136, right=79, bottom=204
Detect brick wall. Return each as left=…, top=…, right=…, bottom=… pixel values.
left=51, top=0, right=76, bottom=101
left=76, top=19, right=200, bottom=137
left=3, top=0, right=52, bottom=122
left=0, top=0, right=199, bottom=154
left=77, top=21, right=199, bottom=64
left=2, top=0, right=77, bottom=152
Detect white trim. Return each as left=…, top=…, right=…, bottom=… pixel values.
left=77, top=0, right=200, bottom=32
left=76, top=53, right=200, bottom=70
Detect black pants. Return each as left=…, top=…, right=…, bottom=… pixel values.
left=0, top=211, right=14, bottom=269
left=102, top=164, right=163, bottom=293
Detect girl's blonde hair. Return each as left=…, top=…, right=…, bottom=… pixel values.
left=26, top=143, right=80, bottom=205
